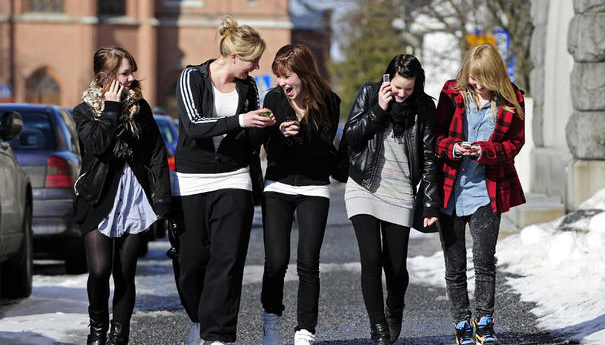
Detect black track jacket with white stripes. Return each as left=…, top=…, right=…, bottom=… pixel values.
left=175, top=60, right=263, bottom=174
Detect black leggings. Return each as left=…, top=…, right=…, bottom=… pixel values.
left=351, top=215, right=410, bottom=325
left=261, top=192, right=330, bottom=334
left=85, top=229, right=145, bottom=324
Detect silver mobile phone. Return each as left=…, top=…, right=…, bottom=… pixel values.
left=382, top=74, right=390, bottom=84
left=461, top=141, right=472, bottom=149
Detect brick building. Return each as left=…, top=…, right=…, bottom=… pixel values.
left=0, top=0, right=292, bottom=115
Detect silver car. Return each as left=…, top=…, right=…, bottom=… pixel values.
left=2, top=104, right=84, bottom=274
left=0, top=110, right=33, bottom=298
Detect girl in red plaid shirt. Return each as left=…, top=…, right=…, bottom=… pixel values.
left=434, top=43, right=526, bottom=345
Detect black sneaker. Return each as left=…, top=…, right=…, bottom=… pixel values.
left=473, top=316, right=500, bottom=344
left=455, top=320, right=475, bottom=345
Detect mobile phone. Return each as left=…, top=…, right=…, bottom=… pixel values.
left=461, top=141, right=472, bottom=149
left=260, top=109, right=272, bottom=118
left=382, top=74, right=390, bottom=84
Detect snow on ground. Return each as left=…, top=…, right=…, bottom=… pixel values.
left=407, top=188, right=605, bottom=345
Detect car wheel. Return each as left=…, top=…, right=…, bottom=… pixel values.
left=1, top=204, right=34, bottom=299
left=64, top=239, right=88, bottom=274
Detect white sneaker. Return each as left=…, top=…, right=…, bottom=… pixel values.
left=187, top=322, right=200, bottom=345
left=262, top=310, right=280, bottom=345
left=294, top=329, right=315, bottom=345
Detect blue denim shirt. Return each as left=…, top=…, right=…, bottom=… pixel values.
left=444, top=93, right=496, bottom=216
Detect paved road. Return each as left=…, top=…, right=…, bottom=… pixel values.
left=125, top=183, right=571, bottom=345
left=2, top=183, right=574, bottom=344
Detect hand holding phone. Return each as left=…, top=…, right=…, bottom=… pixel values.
left=382, top=74, right=390, bottom=84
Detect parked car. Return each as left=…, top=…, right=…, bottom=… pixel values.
left=153, top=114, right=178, bottom=171
left=147, top=112, right=179, bottom=245
left=0, top=110, right=33, bottom=298
left=1, top=104, right=85, bottom=274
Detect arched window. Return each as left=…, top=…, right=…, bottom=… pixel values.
left=27, top=72, right=61, bottom=105
left=98, top=0, right=125, bottom=16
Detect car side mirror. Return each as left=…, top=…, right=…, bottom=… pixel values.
left=0, top=111, right=23, bottom=141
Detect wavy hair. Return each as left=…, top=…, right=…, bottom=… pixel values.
left=272, top=43, right=332, bottom=126
left=455, top=43, right=524, bottom=119
left=93, top=46, right=141, bottom=95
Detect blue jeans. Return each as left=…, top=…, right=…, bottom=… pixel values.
left=261, top=192, right=330, bottom=334
left=439, top=204, right=501, bottom=322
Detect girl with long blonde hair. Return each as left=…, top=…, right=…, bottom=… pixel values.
left=434, top=43, right=526, bottom=345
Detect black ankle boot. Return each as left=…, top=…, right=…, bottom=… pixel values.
left=107, top=320, right=130, bottom=345
left=385, top=306, right=403, bottom=344
left=87, top=310, right=109, bottom=345
left=370, top=323, right=390, bottom=345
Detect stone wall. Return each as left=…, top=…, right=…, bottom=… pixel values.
left=529, top=0, right=574, bottom=201
left=567, top=0, right=605, bottom=159
left=565, top=0, right=605, bottom=209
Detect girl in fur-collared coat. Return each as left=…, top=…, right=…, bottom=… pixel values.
left=73, top=46, right=171, bottom=345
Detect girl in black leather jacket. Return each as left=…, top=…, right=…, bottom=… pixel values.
left=340, top=54, right=440, bottom=344
left=73, top=46, right=171, bottom=345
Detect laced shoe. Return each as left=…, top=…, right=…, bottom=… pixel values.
left=455, top=320, right=475, bottom=345
left=294, top=329, right=315, bottom=345
left=187, top=322, right=200, bottom=345
left=262, top=311, right=280, bottom=345
left=473, top=316, right=500, bottom=344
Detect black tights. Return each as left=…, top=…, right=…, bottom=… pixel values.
left=351, top=215, right=410, bottom=325
left=85, top=229, right=144, bottom=324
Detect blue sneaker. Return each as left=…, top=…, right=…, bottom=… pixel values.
left=455, top=320, right=475, bottom=344
left=473, top=316, right=500, bottom=344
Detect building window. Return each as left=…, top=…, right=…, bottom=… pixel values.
left=98, top=0, right=126, bottom=16
left=27, top=0, right=64, bottom=12
left=164, top=0, right=204, bottom=8
left=27, top=72, right=61, bottom=105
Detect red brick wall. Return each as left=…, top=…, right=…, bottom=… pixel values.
left=0, top=0, right=291, bottom=109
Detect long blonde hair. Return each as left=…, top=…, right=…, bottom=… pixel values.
left=455, top=43, right=524, bottom=119
left=217, top=16, right=265, bottom=61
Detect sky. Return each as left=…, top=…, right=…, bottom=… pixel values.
left=1, top=188, right=604, bottom=344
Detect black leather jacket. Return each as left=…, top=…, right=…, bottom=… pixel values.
left=72, top=100, right=172, bottom=216
left=340, top=82, right=441, bottom=218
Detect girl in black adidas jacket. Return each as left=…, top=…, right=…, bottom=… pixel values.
left=170, top=17, right=274, bottom=345
left=259, top=43, right=341, bottom=345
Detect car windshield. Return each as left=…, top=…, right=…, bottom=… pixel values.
left=9, top=111, right=56, bottom=150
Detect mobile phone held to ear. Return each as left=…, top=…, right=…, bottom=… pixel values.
left=461, top=141, right=472, bottom=149
left=382, top=74, right=390, bottom=84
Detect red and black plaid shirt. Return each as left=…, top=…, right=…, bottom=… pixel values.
left=434, top=79, right=526, bottom=214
